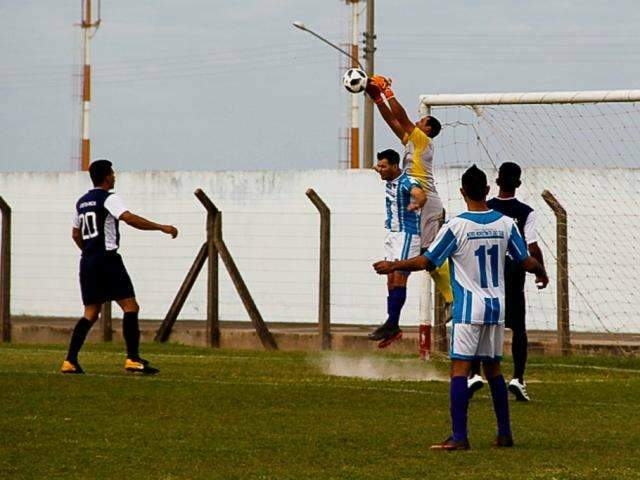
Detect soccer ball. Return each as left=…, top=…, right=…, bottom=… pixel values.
left=342, top=68, right=368, bottom=94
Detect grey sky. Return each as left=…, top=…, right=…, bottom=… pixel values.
left=2, top=1, right=640, bottom=172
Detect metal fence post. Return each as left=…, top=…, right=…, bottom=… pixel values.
left=306, top=188, right=331, bottom=350
left=542, top=190, right=570, bottom=355
left=0, top=196, right=11, bottom=343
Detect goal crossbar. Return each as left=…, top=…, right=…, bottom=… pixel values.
left=419, top=89, right=640, bottom=107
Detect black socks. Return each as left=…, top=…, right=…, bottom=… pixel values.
left=67, top=318, right=92, bottom=363
left=122, top=311, right=140, bottom=360
left=512, top=329, right=528, bottom=382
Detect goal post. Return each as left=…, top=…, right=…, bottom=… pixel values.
left=420, top=89, right=640, bottom=108
left=419, top=89, right=640, bottom=348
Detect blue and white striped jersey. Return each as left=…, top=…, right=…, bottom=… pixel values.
left=385, top=172, right=422, bottom=234
left=423, top=210, right=529, bottom=325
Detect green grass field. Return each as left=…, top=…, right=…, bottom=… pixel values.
left=1, top=343, right=640, bottom=480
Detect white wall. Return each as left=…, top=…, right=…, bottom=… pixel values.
left=1, top=168, right=638, bottom=333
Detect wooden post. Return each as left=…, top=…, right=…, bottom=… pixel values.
left=0, top=196, right=11, bottom=343
left=194, top=190, right=221, bottom=348
left=101, top=302, right=112, bottom=342
left=154, top=243, right=208, bottom=342
left=195, top=189, right=277, bottom=350
left=542, top=190, right=570, bottom=355
left=306, top=188, right=331, bottom=350
left=433, top=210, right=448, bottom=353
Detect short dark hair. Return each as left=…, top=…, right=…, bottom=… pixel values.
left=426, top=116, right=442, bottom=138
left=376, top=149, right=400, bottom=165
left=497, top=162, right=522, bottom=192
left=89, top=159, right=113, bottom=186
left=461, top=164, right=488, bottom=201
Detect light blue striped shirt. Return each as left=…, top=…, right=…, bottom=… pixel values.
left=424, top=210, right=529, bottom=325
left=385, top=172, right=421, bottom=234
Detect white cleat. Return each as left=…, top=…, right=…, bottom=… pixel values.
left=467, top=374, right=484, bottom=399
left=508, top=378, right=530, bottom=402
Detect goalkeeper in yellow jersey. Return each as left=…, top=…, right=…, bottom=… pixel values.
left=365, top=76, right=454, bottom=315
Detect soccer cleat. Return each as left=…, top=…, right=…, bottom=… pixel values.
left=493, top=434, right=514, bottom=448
left=61, top=359, right=84, bottom=374
left=125, top=358, right=159, bottom=375
left=508, top=378, right=530, bottom=402
left=368, top=323, right=393, bottom=341
left=377, top=329, right=403, bottom=349
left=467, top=374, right=484, bottom=399
left=430, top=436, right=470, bottom=451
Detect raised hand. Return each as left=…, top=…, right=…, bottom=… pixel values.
left=370, top=75, right=391, bottom=90
left=365, top=80, right=383, bottom=102
left=162, top=225, right=179, bottom=238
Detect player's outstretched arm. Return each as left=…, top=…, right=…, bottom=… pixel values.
left=376, top=102, right=407, bottom=140
left=71, top=227, right=83, bottom=250
left=521, top=256, right=549, bottom=289
left=379, top=80, right=416, bottom=136
left=365, top=81, right=405, bottom=140
left=120, top=211, right=178, bottom=238
left=373, top=255, right=434, bottom=274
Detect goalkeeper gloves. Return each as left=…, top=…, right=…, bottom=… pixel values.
left=370, top=75, right=395, bottom=100
left=365, top=80, right=384, bottom=104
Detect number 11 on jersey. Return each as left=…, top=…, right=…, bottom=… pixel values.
left=475, top=244, right=499, bottom=288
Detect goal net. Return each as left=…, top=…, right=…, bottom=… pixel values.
left=420, top=90, right=640, bottom=335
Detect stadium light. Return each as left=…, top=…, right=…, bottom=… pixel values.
left=291, top=20, right=363, bottom=69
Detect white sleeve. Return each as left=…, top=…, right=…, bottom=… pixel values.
left=72, top=212, right=81, bottom=228
left=524, top=210, right=537, bottom=244
left=104, top=193, right=128, bottom=219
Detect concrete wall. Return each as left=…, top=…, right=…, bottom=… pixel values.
left=0, top=167, right=638, bottom=333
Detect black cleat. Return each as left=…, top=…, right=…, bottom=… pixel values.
left=125, top=358, right=159, bottom=375
left=493, top=434, right=514, bottom=448
left=430, top=436, right=470, bottom=451
left=368, top=323, right=400, bottom=341
left=61, top=359, right=84, bottom=374
left=377, top=329, right=403, bottom=348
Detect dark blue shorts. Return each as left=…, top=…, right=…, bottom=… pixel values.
left=79, top=252, right=135, bottom=306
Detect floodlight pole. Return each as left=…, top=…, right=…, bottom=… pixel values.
left=362, top=0, right=375, bottom=168
left=80, top=0, right=101, bottom=171
left=348, top=1, right=360, bottom=169
left=292, top=21, right=363, bottom=69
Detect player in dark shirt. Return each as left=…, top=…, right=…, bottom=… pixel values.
left=61, top=159, right=178, bottom=375
left=467, top=162, right=545, bottom=401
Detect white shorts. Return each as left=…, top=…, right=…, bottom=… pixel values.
left=450, top=323, right=505, bottom=361
left=384, top=231, right=421, bottom=266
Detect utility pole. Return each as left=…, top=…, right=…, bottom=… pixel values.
left=362, top=0, right=375, bottom=168
left=80, top=0, right=101, bottom=171
left=347, top=1, right=360, bottom=169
